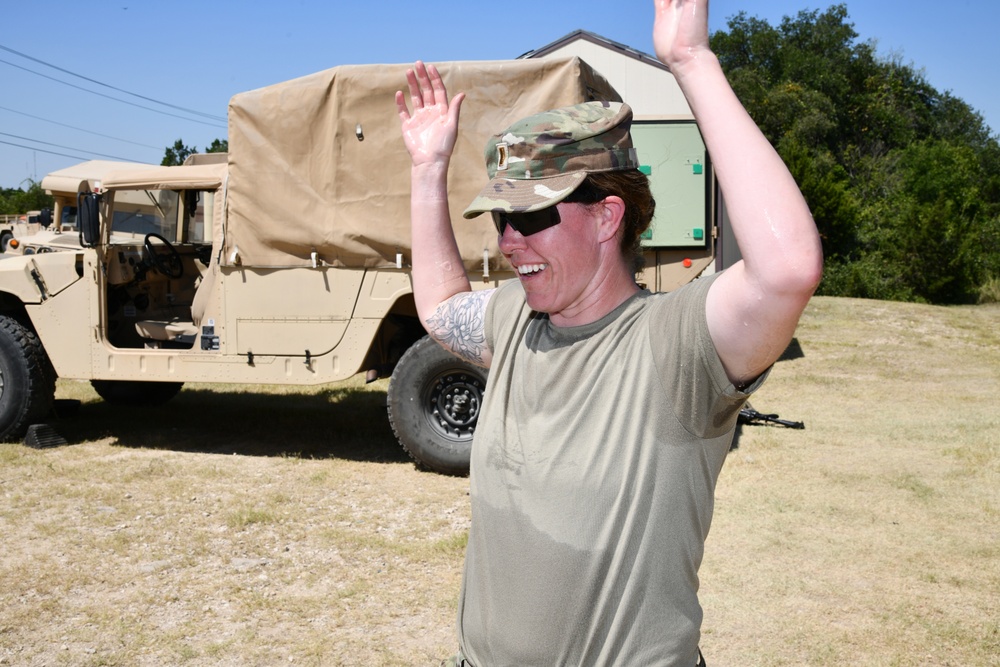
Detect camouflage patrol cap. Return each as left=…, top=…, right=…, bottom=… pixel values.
left=462, top=101, right=638, bottom=219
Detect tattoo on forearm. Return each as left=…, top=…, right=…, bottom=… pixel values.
left=425, top=290, right=494, bottom=367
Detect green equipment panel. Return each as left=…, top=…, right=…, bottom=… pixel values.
left=631, top=121, right=708, bottom=248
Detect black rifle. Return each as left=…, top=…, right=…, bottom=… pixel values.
left=737, top=407, right=805, bottom=429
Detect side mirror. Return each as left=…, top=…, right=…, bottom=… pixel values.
left=78, top=192, right=102, bottom=247
left=39, top=208, right=53, bottom=227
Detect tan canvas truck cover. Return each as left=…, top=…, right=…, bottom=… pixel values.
left=224, top=56, right=620, bottom=271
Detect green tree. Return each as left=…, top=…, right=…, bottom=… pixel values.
left=206, top=138, right=228, bottom=153
left=884, top=140, right=991, bottom=303
left=0, top=180, right=54, bottom=215
left=162, top=139, right=197, bottom=166
left=711, top=3, right=1000, bottom=304
left=161, top=137, right=227, bottom=165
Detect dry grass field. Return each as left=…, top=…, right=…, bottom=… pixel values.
left=1, top=296, right=997, bottom=666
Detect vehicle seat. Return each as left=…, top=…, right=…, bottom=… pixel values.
left=135, top=257, right=217, bottom=345
left=134, top=317, right=199, bottom=342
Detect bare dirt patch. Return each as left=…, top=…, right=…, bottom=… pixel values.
left=1, top=378, right=470, bottom=666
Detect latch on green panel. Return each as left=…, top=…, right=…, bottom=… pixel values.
left=639, top=165, right=652, bottom=175
left=640, top=228, right=653, bottom=240
left=692, top=163, right=703, bottom=175
left=693, top=228, right=704, bottom=240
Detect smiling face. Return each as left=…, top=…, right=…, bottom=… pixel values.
left=497, top=198, right=638, bottom=327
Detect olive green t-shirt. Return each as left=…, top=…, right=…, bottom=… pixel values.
left=457, top=274, right=764, bottom=666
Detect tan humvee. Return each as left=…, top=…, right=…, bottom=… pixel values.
left=0, top=57, right=717, bottom=474
left=1, top=210, right=59, bottom=252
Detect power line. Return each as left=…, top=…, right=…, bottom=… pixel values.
left=0, top=57, right=227, bottom=130
left=0, top=132, right=145, bottom=162
left=0, top=139, right=88, bottom=162
left=0, top=105, right=162, bottom=150
left=0, top=43, right=226, bottom=123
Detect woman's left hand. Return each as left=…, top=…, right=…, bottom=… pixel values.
left=652, top=0, right=712, bottom=73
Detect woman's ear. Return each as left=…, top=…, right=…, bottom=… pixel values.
left=596, top=195, right=626, bottom=244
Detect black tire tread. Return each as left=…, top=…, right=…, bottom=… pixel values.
left=387, top=335, right=486, bottom=476
left=0, top=315, right=56, bottom=441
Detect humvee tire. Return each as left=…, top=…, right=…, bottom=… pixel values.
left=90, top=380, right=184, bottom=407
left=0, top=315, right=55, bottom=441
left=387, top=335, right=486, bottom=476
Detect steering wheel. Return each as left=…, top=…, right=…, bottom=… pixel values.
left=143, top=233, right=184, bottom=279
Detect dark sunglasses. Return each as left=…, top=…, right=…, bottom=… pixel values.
left=491, top=207, right=562, bottom=237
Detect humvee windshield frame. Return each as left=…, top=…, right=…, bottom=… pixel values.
left=105, top=188, right=212, bottom=246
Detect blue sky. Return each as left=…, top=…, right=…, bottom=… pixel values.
left=2, top=0, right=996, bottom=189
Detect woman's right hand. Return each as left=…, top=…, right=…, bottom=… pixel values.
left=395, top=61, right=466, bottom=167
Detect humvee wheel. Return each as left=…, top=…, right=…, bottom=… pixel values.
left=90, top=380, right=184, bottom=407
left=0, top=315, right=56, bottom=441
left=387, top=335, right=486, bottom=476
